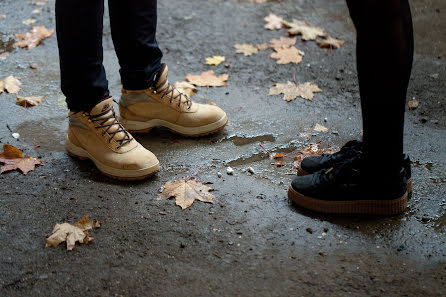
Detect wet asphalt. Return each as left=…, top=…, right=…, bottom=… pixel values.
left=0, top=0, right=445, bottom=296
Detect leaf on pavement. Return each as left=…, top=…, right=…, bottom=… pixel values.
left=270, top=46, right=303, bottom=64
left=16, top=95, right=45, bottom=108
left=264, top=13, right=284, bottom=30
left=408, top=99, right=419, bottom=110
left=205, top=55, right=226, bottom=66
left=314, top=123, right=328, bottom=132
left=158, top=179, right=215, bottom=210
left=0, top=53, right=9, bottom=60
left=256, top=43, right=269, bottom=51
left=269, top=36, right=296, bottom=49
left=0, top=14, right=6, bottom=20
left=317, top=36, right=345, bottom=49
left=269, top=81, right=322, bottom=101
left=0, top=76, right=22, bottom=94
left=0, top=144, right=43, bottom=174
left=234, top=43, right=259, bottom=56
left=14, top=26, right=54, bottom=50
left=174, top=81, right=197, bottom=97
left=292, top=142, right=335, bottom=170
left=22, top=18, right=37, bottom=25
left=282, top=19, right=326, bottom=41
left=46, top=216, right=99, bottom=251
left=250, top=0, right=269, bottom=3
left=185, top=70, right=229, bottom=87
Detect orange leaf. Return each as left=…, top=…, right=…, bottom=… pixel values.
left=185, top=70, right=229, bottom=87
left=270, top=46, right=303, bottom=65
left=14, top=26, right=54, bottom=50
left=0, top=144, right=43, bottom=175
left=291, top=142, right=335, bottom=170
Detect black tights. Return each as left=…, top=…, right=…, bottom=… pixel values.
left=346, top=0, right=414, bottom=181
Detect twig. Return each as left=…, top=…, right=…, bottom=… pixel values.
left=293, top=68, right=298, bottom=85
left=6, top=124, right=12, bottom=133
left=186, top=164, right=204, bottom=181
left=259, top=143, right=271, bottom=155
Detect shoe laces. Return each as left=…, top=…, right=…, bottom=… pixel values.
left=155, top=78, right=192, bottom=109
left=81, top=106, right=133, bottom=149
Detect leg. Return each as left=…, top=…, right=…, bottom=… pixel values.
left=347, top=0, right=414, bottom=184
left=108, top=0, right=163, bottom=90
left=56, top=0, right=109, bottom=111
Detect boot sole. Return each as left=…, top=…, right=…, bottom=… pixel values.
left=66, top=139, right=159, bottom=180
left=298, top=167, right=413, bottom=194
left=119, top=115, right=228, bottom=137
left=287, top=185, right=408, bottom=215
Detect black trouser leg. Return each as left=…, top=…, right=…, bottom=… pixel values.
left=56, top=0, right=109, bottom=112
left=346, top=0, right=414, bottom=183
left=108, top=0, right=163, bottom=90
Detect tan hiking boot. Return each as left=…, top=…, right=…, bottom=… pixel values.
left=66, top=97, right=159, bottom=180
left=119, top=64, right=228, bottom=137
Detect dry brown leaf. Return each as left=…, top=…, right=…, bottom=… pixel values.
left=14, top=26, right=54, bottom=50
left=205, top=55, right=226, bottom=66
left=234, top=43, right=259, bottom=56
left=317, top=36, right=345, bottom=49
left=269, top=36, right=297, bottom=49
left=158, top=179, right=215, bottom=210
left=185, top=70, right=229, bottom=87
left=0, top=53, right=9, bottom=60
left=408, top=99, right=419, bottom=110
left=30, top=0, right=48, bottom=5
left=0, top=76, right=22, bottom=94
left=282, top=19, right=326, bottom=41
left=269, top=81, right=322, bottom=101
left=292, top=142, right=335, bottom=170
left=0, top=14, right=6, bottom=20
left=45, top=216, right=98, bottom=251
left=271, top=152, right=285, bottom=159
left=0, top=144, right=43, bottom=174
left=32, top=9, right=42, bottom=14
left=250, top=0, right=268, bottom=3
left=16, top=95, right=44, bottom=108
left=256, top=43, right=269, bottom=51
left=314, top=123, right=328, bottom=132
left=270, top=46, right=303, bottom=64
left=174, top=81, right=197, bottom=97
left=264, top=13, right=284, bottom=30
left=22, top=18, right=36, bottom=25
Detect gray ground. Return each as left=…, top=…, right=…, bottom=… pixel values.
left=0, top=0, right=445, bottom=296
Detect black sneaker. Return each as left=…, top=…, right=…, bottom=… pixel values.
left=299, top=141, right=412, bottom=194
left=298, top=140, right=362, bottom=175
left=288, top=157, right=408, bottom=215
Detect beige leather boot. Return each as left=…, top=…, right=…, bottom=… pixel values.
left=66, top=97, right=159, bottom=180
left=119, top=64, right=228, bottom=137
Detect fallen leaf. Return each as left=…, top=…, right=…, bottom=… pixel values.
left=158, top=179, right=215, bottom=210
left=174, top=81, right=197, bottom=97
left=14, top=26, right=55, bottom=50
left=292, top=142, right=335, bottom=170
left=22, top=18, right=37, bottom=25
left=205, top=100, right=217, bottom=105
left=282, top=19, right=326, bottom=41
left=234, top=43, right=259, bottom=56
left=314, top=123, right=328, bottom=132
left=0, top=144, right=43, bottom=174
left=32, top=9, right=42, bottom=14
left=250, top=0, right=268, bottom=3
left=269, top=36, right=296, bottom=49
left=31, top=0, right=48, bottom=5
left=0, top=76, right=22, bottom=94
left=275, top=160, right=285, bottom=167
left=0, top=14, right=6, bottom=20
left=45, top=216, right=98, bottom=251
left=317, top=36, right=345, bottom=49
left=269, top=81, right=322, bottom=101
left=185, top=70, right=229, bottom=87
left=256, top=43, right=269, bottom=51
left=0, top=53, right=9, bottom=60
left=264, top=13, right=284, bottom=30
left=271, top=152, right=285, bottom=159
left=408, top=99, right=419, bottom=110
left=270, top=46, right=303, bottom=64
left=205, top=55, right=226, bottom=66
left=16, top=95, right=45, bottom=107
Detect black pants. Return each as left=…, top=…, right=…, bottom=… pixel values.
left=346, top=0, right=414, bottom=180
left=56, top=0, right=163, bottom=111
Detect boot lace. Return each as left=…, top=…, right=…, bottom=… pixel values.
left=155, top=78, right=192, bottom=109
left=82, top=107, right=133, bottom=149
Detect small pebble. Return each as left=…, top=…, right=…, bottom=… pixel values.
left=421, top=216, right=430, bottom=222
left=217, top=172, right=222, bottom=178
left=30, top=63, right=37, bottom=69
left=226, top=167, right=234, bottom=175
left=12, top=132, right=20, bottom=139
left=247, top=167, right=255, bottom=174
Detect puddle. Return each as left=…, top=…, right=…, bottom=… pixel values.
left=215, top=133, right=276, bottom=146
left=15, top=116, right=67, bottom=152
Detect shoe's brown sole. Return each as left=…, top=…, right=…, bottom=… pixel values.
left=298, top=167, right=413, bottom=194
left=128, top=120, right=228, bottom=137
left=287, top=185, right=408, bottom=215
left=67, top=151, right=158, bottom=181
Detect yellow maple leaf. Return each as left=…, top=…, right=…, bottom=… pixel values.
left=268, top=81, right=322, bottom=101
left=0, top=76, right=22, bottom=94
left=14, top=26, right=55, bottom=50
left=185, top=70, right=229, bottom=87
left=314, top=123, right=329, bottom=132
left=16, top=95, right=45, bottom=108
left=158, top=179, right=215, bottom=210
left=316, top=36, right=345, bottom=49
left=264, top=13, right=283, bottom=30
left=270, top=46, right=303, bottom=64
left=270, top=36, right=296, bottom=49
left=282, top=19, right=326, bottom=41
left=234, top=43, right=259, bottom=56
left=22, top=18, right=37, bottom=25
left=205, top=55, right=226, bottom=66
